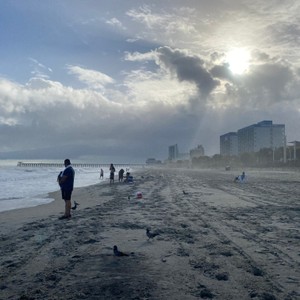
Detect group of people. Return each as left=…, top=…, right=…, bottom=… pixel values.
left=57, top=159, right=246, bottom=220
left=57, top=159, right=132, bottom=219
left=100, top=164, right=130, bottom=184
left=100, top=165, right=127, bottom=184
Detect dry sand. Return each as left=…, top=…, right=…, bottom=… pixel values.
left=0, top=168, right=299, bottom=300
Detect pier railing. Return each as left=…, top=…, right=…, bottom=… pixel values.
left=17, top=161, right=145, bottom=168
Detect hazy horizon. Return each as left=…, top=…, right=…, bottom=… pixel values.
left=1, top=1, right=299, bottom=161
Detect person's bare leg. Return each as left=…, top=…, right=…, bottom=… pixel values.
left=65, top=200, right=71, bottom=217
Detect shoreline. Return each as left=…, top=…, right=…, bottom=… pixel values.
left=0, top=175, right=115, bottom=234
left=0, top=162, right=141, bottom=213
left=0, top=165, right=139, bottom=234
left=0, top=166, right=122, bottom=215
left=1, top=168, right=299, bottom=299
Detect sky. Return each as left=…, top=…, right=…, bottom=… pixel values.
left=0, top=0, right=300, bottom=162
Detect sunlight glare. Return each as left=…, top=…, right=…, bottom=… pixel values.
left=225, top=48, right=250, bottom=74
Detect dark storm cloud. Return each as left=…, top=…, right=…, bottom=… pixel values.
left=209, top=64, right=234, bottom=82
left=156, top=46, right=220, bottom=98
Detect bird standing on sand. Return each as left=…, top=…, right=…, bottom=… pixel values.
left=113, top=245, right=129, bottom=256
left=71, top=201, right=80, bottom=210
left=146, top=228, right=160, bottom=240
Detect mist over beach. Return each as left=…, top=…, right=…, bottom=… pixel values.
left=0, top=167, right=299, bottom=299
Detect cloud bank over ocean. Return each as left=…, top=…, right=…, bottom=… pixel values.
left=0, top=1, right=299, bottom=161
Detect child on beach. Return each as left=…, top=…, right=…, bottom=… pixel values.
left=234, top=171, right=246, bottom=183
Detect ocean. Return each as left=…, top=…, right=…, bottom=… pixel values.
left=0, top=160, right=121, bottom=213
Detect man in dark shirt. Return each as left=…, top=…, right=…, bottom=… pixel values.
left=58, top=159, right=75, bottom=219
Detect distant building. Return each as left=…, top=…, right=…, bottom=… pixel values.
left=146, top=158, right=162, bottom=165
left=190, top=145, right=205, bottom=159
left=168, top=144, right=179, bottom=161
left=287, top=141, right=300, bottom=161
left=220, top=132, right=238, bottom=156
left=238, top=120, right=285, bottom=154
left=220, top=120, right=286, bottom=156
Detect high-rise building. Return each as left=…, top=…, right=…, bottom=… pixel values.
left=168, top=144, right=179, bottom=161
left=220, top=132, right=238, bottom=156
left=238, top=120, right=285, bottom=154
left=190, top=145, right=205, bottom=159
left=220, top=120, right=286, bottom=156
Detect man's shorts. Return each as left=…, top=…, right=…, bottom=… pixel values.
left=61, top=189, right=72, bottom=201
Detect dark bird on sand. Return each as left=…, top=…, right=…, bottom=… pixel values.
left=146, top=228, right=160, bottom=240
left=113, top=245, right=129, bottom=256
left=71, top=201, right=80, bottom=210
left=183, top=190, right=189, bottom=195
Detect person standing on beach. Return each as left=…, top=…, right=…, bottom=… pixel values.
left=58, top=159, right=75, bottom=219
left=100, top=168, right=104, bottom=179
left=109, top=163, right=115, bottom=185
left=118, top=168, right=125, bottom=182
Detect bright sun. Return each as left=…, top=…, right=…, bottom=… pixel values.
left=225, top=48, right=250, bottom=74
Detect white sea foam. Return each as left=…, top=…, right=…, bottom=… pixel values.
left=0, top=160, right=131, bottom=213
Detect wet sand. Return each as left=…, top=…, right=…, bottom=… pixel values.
left=0, top=168, right=299, bottom=300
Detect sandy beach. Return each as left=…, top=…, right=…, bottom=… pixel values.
left=0, top=168, right=299, bottom=300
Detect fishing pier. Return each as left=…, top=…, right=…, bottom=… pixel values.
left=17, top=162, right=145, bottom=168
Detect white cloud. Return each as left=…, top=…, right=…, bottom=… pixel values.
left=123, top=68, right=197, bottom=108
left=124, top=51, right=156, bottom=62
left=26, top=77, right=64, bottom=90
left=105, top=17, right=126, bottom=30
left=28, top=57, right=53, bottom=79
left=126, top=5, right=197, bottom=46
left=0, top=117, right=18, bottom=126
left=67, top=65, right=115, bottom=90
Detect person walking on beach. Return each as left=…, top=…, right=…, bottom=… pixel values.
left=58, top=159, right=75, bottom=219
left=100, top=168, right=104, bottom=179
left=109, top=163, right=115, bottom=185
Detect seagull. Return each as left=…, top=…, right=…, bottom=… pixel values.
left=146, top=228, right=160, bottom=240
left=71, top=201, right=80, bottom=210
left=113, top=245, right=129, bottom=256
left=183, top=190, right=189, bottom=195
